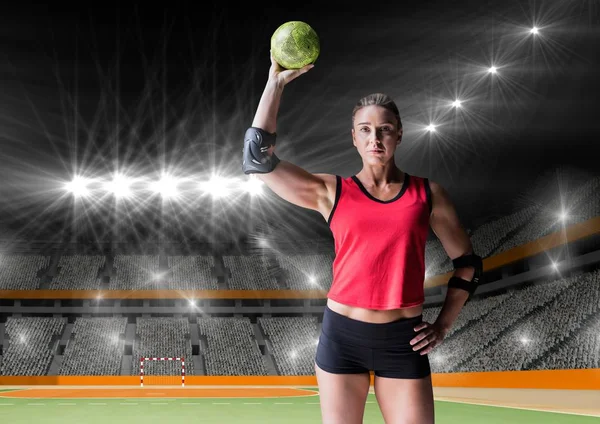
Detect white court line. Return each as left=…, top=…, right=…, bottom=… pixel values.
left=274, top=402, right=293, bottom=405
left=0, top=389, right=319, bottom=400
left=0, top=403, right=15, bottom=406
left=436, top=399, right=600, bottom=418
left=243, top=402, right=262, bottom=405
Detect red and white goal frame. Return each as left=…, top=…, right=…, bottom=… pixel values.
left=140, top=357, right=185, bottom=387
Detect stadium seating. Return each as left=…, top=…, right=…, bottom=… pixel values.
left=1, top=176, right=600, bottom=376
left=167, top=255, right=218, bottom=289
left=198, top=317, right=268, bottom=375
left=222, top=255, right=279, bottom=290
left=274, top=254, right=333, bottom=290
left=59, top=317, right=127, bottom=375
left=50, top=255, right=105, bottom=289
left=259, top=316, right=319, bottom=375
left=0, top=255, right=49, bottom=289
left=1, top=317, right=65, bottom=375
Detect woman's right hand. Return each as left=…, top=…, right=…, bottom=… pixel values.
left=268, top=50, right=314, bottom=88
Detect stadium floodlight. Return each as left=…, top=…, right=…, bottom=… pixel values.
left=488, top=66, right=498, bottom=74
left=200, top=175, right=231, bottom=198
left=150, top=174, right=179, bottom=198
left=256, top=238, right=270, bottom=248
left=308, top=275, right=316, bottom=284
left=451, top=99, right=462, bottom=108
left=425, top=124, right=437, bottom=132
left=552, top=261, right=559, bottom=270
left=559, top=211, right=568, bottom=222
left=65, top=176, right=90, bottom=197
left=103, top=174, right=133, bottom=198
left=188, top=299, right=196, bottom=307
left=530, top=26, right=539, bottom=35
left=242, top=175, right=265, bottom=196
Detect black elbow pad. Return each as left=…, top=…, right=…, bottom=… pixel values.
left=242, top=127, right=281, bottom=174
left=447, top=276, right=478, bottom=296
left=449, top=253, right=484, bottom=298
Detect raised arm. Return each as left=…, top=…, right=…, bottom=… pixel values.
left=242, top=52, right=334, bottom=214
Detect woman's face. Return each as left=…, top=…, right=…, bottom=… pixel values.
left=352, top=105, right=402, bottom=164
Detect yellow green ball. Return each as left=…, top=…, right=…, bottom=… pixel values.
left=271, top=21, right=320, bottom=69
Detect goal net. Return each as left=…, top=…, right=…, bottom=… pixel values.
left=140, top=357, right=185, bottom=387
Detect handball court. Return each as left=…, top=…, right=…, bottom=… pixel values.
left=0, top=386, right=598, bottom=423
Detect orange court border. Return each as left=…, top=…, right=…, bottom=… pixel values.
left=0, top=386, right=319, bottom=399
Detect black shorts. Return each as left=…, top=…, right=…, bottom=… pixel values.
left=315, top=305, right=431, bottom=379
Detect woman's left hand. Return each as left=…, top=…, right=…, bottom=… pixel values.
left=410, top=321, right=447, bottom=355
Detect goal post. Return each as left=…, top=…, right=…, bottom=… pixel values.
left=140, top=357, right=185, bottom=387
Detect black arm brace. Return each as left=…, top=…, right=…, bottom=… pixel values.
left=447, top=253, right=483, bottom=296
left=242, top=127, right=281, bottom=174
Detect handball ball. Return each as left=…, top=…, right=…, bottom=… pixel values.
left=271, top=21, right=320, bottom=69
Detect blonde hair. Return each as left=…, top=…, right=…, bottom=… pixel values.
left=352, top=93, right=402, bottom=128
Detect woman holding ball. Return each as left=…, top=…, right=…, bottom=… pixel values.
left=242, top=48, right=482, bottom=424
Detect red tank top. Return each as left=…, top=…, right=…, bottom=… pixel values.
left=327, top=173, right=431, bottom=310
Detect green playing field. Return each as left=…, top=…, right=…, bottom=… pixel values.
left=0, top=391, right=596, bottom=424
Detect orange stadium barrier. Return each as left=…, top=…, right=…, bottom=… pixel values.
left=0, top=216, right=598, bottom=299
left=1, top=369, right=599, bottom=389
left=0, top=289, right=329, bottom=300
left=430, top=369, right=600, bottom=390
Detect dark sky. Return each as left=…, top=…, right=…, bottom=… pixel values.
left=0, top=1, right=598, bottom=243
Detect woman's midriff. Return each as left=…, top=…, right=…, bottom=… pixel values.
left=326, top=297, right=424, bottom=323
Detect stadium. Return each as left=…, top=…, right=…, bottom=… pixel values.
left=1, top=1, right=599, bottom=423
left=1, top=169, right=600, bottom=422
